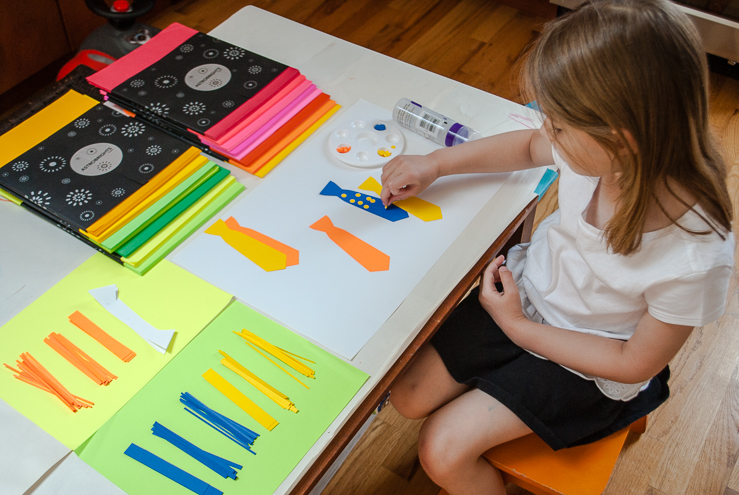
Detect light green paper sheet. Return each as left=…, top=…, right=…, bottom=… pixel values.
left=124, top=180, right=245, bottom=276
left=101, top=162, right=219, bottom=252
left=77, top=301, right=369, bottom=495
left=0, top=255, right=233, bottom=450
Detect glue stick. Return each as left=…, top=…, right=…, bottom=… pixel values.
left=392, top=98, right=481, bottom=147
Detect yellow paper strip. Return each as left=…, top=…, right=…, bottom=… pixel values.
left=235, top=329, right=315, bottom=379
left=219, top=351, right=298, bottom=413
left=202, top=368, right=278, bottom=431
left=358, top=177, right=442, bottom=222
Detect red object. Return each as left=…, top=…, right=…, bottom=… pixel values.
left=57, top=50, right=117, bottom=81
left=112, top=0, right=132, bottom=12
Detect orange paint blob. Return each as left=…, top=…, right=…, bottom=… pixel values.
left=337, top=146, right=351, bottom=153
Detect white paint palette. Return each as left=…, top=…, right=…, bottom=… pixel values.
left=327, top=119, right=405, bottom=168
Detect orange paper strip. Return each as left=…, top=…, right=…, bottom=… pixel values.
left=68, top=311, right=136, bottom=362
left=45, top=333, right=117, bottom=385
left=310, top=215, right=390, bottom=272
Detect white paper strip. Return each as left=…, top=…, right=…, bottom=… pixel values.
left=89, top=284, right=174, bottom=354
left=0, top=398, right=70, bottom=495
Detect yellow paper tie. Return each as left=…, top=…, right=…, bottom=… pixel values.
left=219, top=351, right=298, bottom=413
left=358, top=177, right=442, bottom=222
left=202, top=368, right=278, bottom=431
left=205, top=219, right=287, bottom=271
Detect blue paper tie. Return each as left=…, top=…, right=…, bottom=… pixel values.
left=320, top=181, right=408, bottom=222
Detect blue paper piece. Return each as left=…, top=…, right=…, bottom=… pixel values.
left=152, top=422, right=242, bottom=480
left=180, top=392, right=259, bottom=454
left=124, top=443, right=223, bottom=495
left=320, top=181, right=408, bottom=222
left=534, top=168, right=559, bottom=198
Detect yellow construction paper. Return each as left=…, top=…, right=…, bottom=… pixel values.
left=358, top=176, right=443, bottom=222
left=0, top=91, right=98, bottom=167
left=0, top=255, right=233, bottom=449
left=202, top=368, right=278, bottom=431
left=85, top=147, right=203, bottom=238
left=121, top=176, right=236, bottom=267
left=255, top=104, right=341, bottom=178
left=204, top=218, right=288, bottom=272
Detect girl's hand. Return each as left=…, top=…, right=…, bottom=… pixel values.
left=380, top=154, right=441, bottom=206
left=479, top=257, right=527, bottom=336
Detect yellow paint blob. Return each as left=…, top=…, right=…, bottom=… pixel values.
left=364, top=205, right=369, bottom=209
left=350, top=199, right=355, bottom=203
left=358, top=201, right=363, bottom=205
left=341, top=193, right=347, bottom=198
left=355, top=193, right=361, bottom=197
left=377, top=149, right=392, bottom=157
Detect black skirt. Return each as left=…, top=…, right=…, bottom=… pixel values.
left=430, top=288, right=669, bottom=451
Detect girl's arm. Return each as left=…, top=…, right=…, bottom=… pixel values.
left=481, top=261, right=693, bottom=384
left=380, top=126, right=554, bottom=206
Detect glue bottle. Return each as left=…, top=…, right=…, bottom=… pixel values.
left=392, top=98, right=481, bottom=147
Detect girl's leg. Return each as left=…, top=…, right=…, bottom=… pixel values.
left=390, top=343, right=470, bottom=420
left=418, top=389, right=532, bottom=495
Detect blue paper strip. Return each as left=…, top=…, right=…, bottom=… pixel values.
left=124, top=443, right=223, bottom=495
left=180, top=392, right=259, bottom=454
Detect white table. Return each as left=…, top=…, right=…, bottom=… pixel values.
left=0, top=6, right=548, bottom=494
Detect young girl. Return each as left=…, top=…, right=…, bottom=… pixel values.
left=381, top=1, right=735, bottom=493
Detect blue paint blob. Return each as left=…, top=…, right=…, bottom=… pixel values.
left=373, top=123, right=386, bottom=131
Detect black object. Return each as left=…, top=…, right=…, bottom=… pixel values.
left=80, top=0, right=160, bottom=59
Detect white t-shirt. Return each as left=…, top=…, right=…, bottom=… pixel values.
left=507, top=149, right=735, bottom=400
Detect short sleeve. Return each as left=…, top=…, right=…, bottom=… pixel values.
left=645, top=265, right=733, bottom=327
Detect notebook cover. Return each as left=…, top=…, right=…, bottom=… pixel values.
left=0, top=91, right=189, bottom=232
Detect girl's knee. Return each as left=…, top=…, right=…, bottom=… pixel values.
left=417, top=415, right=466, bottom=483
left=389, top=381, right=427, bottom=420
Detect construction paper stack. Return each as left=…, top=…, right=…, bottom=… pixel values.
left=87, top=22, right=340, bottom=178
left=0, top=90, right=244, bottom=275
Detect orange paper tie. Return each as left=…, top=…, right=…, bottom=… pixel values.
left=68, top=311, right=136, bottom=362
left=309, top=215, right=390, bottom=272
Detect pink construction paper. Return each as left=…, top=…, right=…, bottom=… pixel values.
left=218, top=79, right=314, bottom=151
left=205, top=67, right=301, bottom=141
left=210, top=74, right=306, bottom=147
left=230, top=86, right=321, bottom=159
left=87, top=23, right=197, bottom=91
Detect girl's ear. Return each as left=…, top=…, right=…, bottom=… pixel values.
left=614, top=129, right=638, bottom=155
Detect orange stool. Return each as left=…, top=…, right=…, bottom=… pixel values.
left=438, top=416, right=646, bottom=495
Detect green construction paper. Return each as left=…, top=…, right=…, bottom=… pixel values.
left=0, top=256, right=233, bottom=450
left=102, top=162, right=219, bottom=252
left=124, top=180, right=245, bottom=276
left=116, top=167, right=230, bottom=257
left=77, top=301, right=369, bottom=495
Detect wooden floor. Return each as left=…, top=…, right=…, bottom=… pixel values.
left=149, top=1, right=739, bottom=493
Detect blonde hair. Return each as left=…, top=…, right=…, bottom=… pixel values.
left=523, top=0, right=733, bottom=255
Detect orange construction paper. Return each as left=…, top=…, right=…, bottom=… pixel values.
left=309, top=215, right=390, bottom=272
left=224, top=217, right=298, bottom=266
left=234, top=93, right=332, bottom=171
left=68, top=311, right=136, bottom=362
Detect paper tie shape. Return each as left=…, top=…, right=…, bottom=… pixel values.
left=180, top=392, right=258, bottom=454
left=310, top=215, right=390, bottom=272
left=220, top=350, right=298, bottom=413
left=203, top=368, right=279, bottom=431
left=68, top=311, right=136, bottom=362
left=151, top=422, right=242, bottom=480
left=358, top=177, right=442, bottom=222
left=4, top=353, right=94, bottom=412
left=89, top=285, right=175, bottom=354
left=205, top=218, right=299, bottom=272
left=320, top=181, right=408, bottom=222
left=124, top=443, right=224, bottom=495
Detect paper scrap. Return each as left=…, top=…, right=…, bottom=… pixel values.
left=89, top=285, right=175, bottom=354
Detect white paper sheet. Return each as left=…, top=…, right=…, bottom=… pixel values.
left=26, top=453, right=126, bottom=495
left=173, top=100, right=510, bottom=358
left=0, top=398, right=70, bottom=495
left=89, top=284, right=175, bottom=354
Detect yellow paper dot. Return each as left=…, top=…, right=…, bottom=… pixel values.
left=341, top=193, right=347, bottom=198
left=364, top=205, right=369, bottom=209
left=350, top=199, right=355, bottom=203
left=391, top=145, right=396, bottom=149
left=355, top=193, right=361, bottom=197
left=368, top=197, right=375, bottom=203
left=358, top=201, right=363, bottom=205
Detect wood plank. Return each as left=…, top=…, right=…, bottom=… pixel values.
left=603, top=433, right=666, bottom=495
